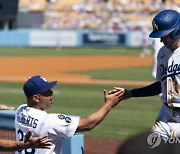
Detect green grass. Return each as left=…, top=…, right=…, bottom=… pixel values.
left=0, top=82, right=161, bottom=141
left=0, top=47, right=157, bottom=141
left=0, top=47, right=152, bottom=57
left=73, top=67, right=155, bottom=81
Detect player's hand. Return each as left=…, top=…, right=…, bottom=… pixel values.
left=108, top=87, right=124, bottom=95
left=104, top=89, right=124, bottom=108
left=113, top=87, right=132, bottom=100
left=24, top=130, right=52, bottom=149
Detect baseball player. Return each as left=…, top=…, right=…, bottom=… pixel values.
left=110, top=9, right=180, bottom=140
left=0, top=130, right=52, bottom=151
left=15, top=75, right=122, bottom=154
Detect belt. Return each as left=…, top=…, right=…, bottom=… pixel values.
left=164, top=103, right=180, bottom=112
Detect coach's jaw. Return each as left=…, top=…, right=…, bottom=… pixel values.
left=27, top=89, right=54, bottom=110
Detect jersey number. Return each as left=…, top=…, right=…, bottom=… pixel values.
left=17, top=129, right=35, bottom=154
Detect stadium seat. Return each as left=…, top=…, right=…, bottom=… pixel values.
left=28, top=0, right=46, bottom=12
left=58, top=0, right=83, bottom=5
left=19, top=0, right=30, bottom=11
left=18, top=0, right=179, bottom=30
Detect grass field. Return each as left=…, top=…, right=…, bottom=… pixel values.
left=0, top=47, right=161, bottom=141
left=0, top=47, right=152, bottom=56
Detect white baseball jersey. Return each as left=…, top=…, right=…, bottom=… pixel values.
left=15, top=104, right=79, bottom=154
left=156, top=46, right=180, bottom=107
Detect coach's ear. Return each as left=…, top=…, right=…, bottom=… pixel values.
left=32, top=94, right=40, bottom=103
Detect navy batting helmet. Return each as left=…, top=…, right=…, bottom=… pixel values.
left=149, top=9, right=180, bottom=40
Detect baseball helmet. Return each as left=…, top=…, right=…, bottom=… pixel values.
left=149, top=9, right=180, bottom=40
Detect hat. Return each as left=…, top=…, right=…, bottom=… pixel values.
left=23, top=75, right=57, bottom=99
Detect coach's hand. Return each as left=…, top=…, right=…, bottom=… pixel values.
left=108, top=87, right=132, bottom=101
left=104, top=89, right=123, bottom=108
left=114, top=87, right=132, bottom=100
left=0, top=104, right=14, bottom=110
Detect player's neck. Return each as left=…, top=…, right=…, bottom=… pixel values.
left=178, top=40, right=180, bottom=49
left=170, top=40, right=180, bottom=52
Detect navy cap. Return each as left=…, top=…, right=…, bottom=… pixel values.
left=23, top=75, right=57, bottom=99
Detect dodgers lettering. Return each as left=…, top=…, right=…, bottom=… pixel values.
left=160, top=61, right=180, bottom=81
left=17, top=113, right=38, bottom=128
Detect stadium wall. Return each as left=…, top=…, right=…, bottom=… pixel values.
left=0, top=110, right=84, bottom=154
left=0, top=29, right=143, bottom=47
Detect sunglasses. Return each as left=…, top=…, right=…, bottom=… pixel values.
left=39, top=89, right=53, bottom=97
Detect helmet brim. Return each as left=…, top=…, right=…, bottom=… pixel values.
left=149, top=28, right=175, bottom=38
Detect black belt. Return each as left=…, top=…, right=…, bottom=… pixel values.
left=164, top=103, right=180, bottom=112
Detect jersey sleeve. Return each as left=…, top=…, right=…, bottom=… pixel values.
left=131, top=81, right=161, bottom=97
left=46, top=113, right=80, bottom=139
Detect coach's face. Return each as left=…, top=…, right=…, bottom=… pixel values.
left=37, top=89, right=54, bottom=110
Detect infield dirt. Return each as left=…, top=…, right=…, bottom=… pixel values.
left=0, top=56, right=153, bottom=86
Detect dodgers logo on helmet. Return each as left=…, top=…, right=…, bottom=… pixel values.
left=152, top=21, right=159, bottom=31
left=149, top=9, right=180, bottom=40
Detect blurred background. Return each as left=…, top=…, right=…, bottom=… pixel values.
left=1, top=0, right=179, bottom=30
left=0, top=0, right=180, bottom=154
left=0, top=0, right=179, bottom=48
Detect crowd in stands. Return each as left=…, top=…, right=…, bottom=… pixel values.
left=18, top=0, right=180, bottom=32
